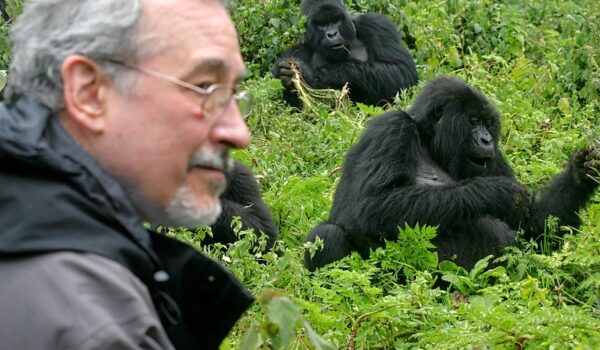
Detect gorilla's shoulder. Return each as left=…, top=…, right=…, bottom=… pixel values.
left=354, top=13, right=400, bottom=37
left=366, top=110, right=417, bottom=137
left=353, top=13, right=404, bottom=60
left=224, top=161, right=259, bottom=194
left=349, top=111, right=419, bottom=161
left=229, top=160, right=253, bottom=178
left=354, top=13, right=397, bottom=29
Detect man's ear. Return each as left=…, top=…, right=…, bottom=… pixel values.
left=61, top=55, right=108, bottom=132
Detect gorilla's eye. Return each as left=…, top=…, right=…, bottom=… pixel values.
left=470, top=117, right=479, bottom=125
left=312, top=18, right=327, bottom=26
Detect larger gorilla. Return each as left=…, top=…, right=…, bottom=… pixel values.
left=273, top=0, right=419, bottom=107
left=304, top=76, right=600, bottom=271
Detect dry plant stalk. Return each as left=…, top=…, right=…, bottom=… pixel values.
left=288, top=59, right=349, bottom=112
left=586, top=140, right=600, bottom=184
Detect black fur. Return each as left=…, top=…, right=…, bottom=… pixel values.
left=0, top=0, right=8, bottom=22
left=204, top=161, right=278, bottom=251
left=305, top=76, right=599, bottom=271
left=273, top=0, right=418, bottom=107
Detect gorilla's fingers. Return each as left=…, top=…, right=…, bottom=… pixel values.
left=279, top=68, right=294, bottom=76
left=515, top=184, right=532, bottom=212
left=278, top=60, right=292, bottom=70
left=280, top=78, right=293, bottom=88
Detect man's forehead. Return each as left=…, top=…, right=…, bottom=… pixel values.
left=139, top=0, right=243, bottom=77
left=141, top=0, right=233, bottom=39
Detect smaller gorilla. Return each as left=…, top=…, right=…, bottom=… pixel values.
left=273, top=0, right=418, bottom=107
left=305, top=76, right=600, bottom=271
left=203, top=161, right=278, bottom=251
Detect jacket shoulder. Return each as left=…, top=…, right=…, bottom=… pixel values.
left=0, top=252, right=174, bottom=349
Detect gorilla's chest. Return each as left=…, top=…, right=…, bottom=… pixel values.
left=415, top=149, right=454, bottom=186
left=349, top=39, right=368, bottom=62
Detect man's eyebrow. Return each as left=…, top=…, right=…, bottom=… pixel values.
left=185, top=59, right=247, bottom=82
left=191, top=59, right=225, bottom=72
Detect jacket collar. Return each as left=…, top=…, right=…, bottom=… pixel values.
left=0, top=96, right=153, bottom=251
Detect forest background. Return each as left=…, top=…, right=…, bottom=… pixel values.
left=1, top=0, right=600, bottom=349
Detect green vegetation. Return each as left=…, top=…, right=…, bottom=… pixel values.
left=2, top=0, right=600, bottom=348
left=229, top=1, right=600, bottom=348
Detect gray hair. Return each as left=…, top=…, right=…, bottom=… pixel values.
left=6, top=0, right=150, bottom=111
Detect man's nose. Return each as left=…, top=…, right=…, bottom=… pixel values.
left=211, top=103, right=250, bottom=149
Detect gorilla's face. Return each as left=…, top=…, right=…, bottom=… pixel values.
left=430, top=100, right=501, bottom=179
left=464, top=116, right=497, bottom=172
left=306, top=4, right=356, bottom=62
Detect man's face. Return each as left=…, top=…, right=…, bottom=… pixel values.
left=98, top=0, right=250, bottom=227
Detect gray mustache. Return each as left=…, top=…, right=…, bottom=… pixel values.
left=188, top=149, right=234, bottom=173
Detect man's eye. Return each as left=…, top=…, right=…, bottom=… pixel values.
left=196, top=83, right=213, bottom=90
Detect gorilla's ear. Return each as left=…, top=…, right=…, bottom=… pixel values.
left=301, top=0, right=345, bottom=16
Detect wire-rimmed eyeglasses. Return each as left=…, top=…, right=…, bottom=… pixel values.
left=105, top=59, right=252, bottom=120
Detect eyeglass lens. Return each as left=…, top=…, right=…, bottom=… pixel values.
left=204, top=87, right=251, bottom=119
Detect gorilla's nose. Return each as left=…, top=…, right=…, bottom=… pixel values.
left=472, top=128, right=495, bottom=156
left=327, top=30, right=339, bottom=39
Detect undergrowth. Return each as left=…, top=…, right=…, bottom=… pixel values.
left=2, top=0, right=600, bottom=348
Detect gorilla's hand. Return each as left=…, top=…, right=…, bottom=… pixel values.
left=572, top=142, right=600, bottom=184
left=275, top=59, right=295, bottom=88
left=467, top=177, right=532, bottom=226
left=506, top=182, right=532, bottom=227
left=275, top=58, right=314, bottom=88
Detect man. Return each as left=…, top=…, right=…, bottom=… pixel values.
left=0, top=0, right=254, bottom=349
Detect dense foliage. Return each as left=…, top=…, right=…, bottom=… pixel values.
left=2, top=0, right=600, bottom=348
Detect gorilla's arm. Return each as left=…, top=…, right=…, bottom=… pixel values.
left=330, top=112, right=529, bottom=237
left=350, top=177, right=527, bottom=239
left=525, top=146, right=599, bottom=240
left=207, top=161, right=278, bottom=249
left=307, top=61, right=408, bottom=106
left=273, top=44, right=314, bottom=108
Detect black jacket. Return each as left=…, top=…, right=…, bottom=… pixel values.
left=0, top=97, right=253, bottom=349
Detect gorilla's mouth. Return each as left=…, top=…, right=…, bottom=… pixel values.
left=329, top=44, right=346, bottom=50
left=468, top=156, right=491, bottom=169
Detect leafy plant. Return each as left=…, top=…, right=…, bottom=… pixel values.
left=4, top=0, right=600, bottom=348
left=370, top=224, right=439, bottom=281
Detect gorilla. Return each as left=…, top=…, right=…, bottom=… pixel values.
left=204, top=161, right=278, bottom=251
left=304, top=76, right=600, bottom=271
left=273, top=0, right=418, bottom=107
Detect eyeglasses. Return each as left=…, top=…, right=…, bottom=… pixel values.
left=105, top=59, right=252, bottom=119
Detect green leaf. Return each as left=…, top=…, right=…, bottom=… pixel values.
left=302, top=320, right=335, bottom=350
left=265, top=296, right=301, bottom=346
left=480, top=266, right=506, bottom=280
left=447, top=47, right=462, bottom=68
left=239, top=326, right=261, bottom=350
left=470, top=255, right=493, bottom=279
